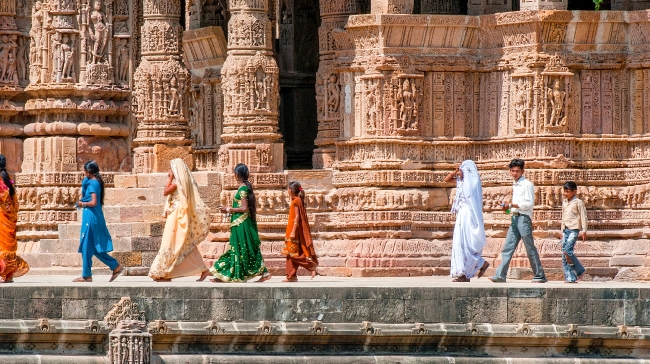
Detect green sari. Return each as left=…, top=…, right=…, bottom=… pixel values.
left=210, top=185, right=268, bottom=282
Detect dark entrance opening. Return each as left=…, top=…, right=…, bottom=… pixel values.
left=277, top=0, right=321, bottom=169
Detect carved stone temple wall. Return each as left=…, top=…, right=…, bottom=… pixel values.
left=5, top=0, right=650, bottom=280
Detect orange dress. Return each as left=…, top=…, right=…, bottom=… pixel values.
left=282, top=196, right=317, bottom=279
left=0, top=180, right=29, bottom=281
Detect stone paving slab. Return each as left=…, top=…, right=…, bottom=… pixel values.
left=2, top=276, right=649, bottom=326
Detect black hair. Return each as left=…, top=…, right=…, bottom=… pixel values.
left=508, top=159, right=525, bottom=170
left=234, top=163, right=257, bottom=222
left=84, top=161, right=105, bottom=205
left=288, top=181, right=305, bottom=207
left=0, top=155, right=14, bottom=198
left=563, top=181, right=578, bottom=191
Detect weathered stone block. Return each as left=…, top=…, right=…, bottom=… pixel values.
left=610, top=255, right=645, bottom=267
left=110, top=251, right=142, bottom=267
left=153, top=145, right=193, bottom=173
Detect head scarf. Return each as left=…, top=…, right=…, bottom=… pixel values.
left=451, top=160, right=485, bottom=235
left=153, top=159, right=211, bottom=276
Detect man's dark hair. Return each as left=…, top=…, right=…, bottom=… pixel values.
left=508, top=159, right=525, bottom=170
left=563, top=181, right=578, bottom=191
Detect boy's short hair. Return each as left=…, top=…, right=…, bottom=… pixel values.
left=508, top=159, right=525, bottom=169
left=563, top=181, right=578, bottom=191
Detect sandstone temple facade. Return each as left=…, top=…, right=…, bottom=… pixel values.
left=2, top=0, right=650, bottom=280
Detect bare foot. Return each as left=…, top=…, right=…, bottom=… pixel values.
left=282, top=278, right=298, bottom=282
left=210, top=278, right=225, bottom=283
left=197, top=270, right=211, bottom=282
left=73, top=277, right=92, bottom=282
left=477, top=261, right=490, bottom=279
left=153, top=278, right=172, bottom=282
left=255, top=274, right=271, bottom=283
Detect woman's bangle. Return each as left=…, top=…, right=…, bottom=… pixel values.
left=226, top=207, right=230, bottom=213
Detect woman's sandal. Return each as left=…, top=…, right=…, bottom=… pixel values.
left=477, top=262, right=490, bottom=279
left=73, top=277, right=92, bottom=283
left=452, top=275, right=470, bottom=282
left=255, top=274, right=272, bottom=283
left=197, top=270, right=211, bottom=282
left=109, top=265, right=123, bottom=282
left=153, top=278, right=172, bottom=282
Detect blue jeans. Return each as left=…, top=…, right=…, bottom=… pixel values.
left=561, top=228, right=585, bottom=282
left=494, top=214, right=546, bottom=281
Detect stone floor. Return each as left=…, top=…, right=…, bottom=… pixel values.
left=13, top=274, right=649, bottom=288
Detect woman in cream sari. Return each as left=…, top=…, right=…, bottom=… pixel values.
left=149, top=159, right=211, bottom=282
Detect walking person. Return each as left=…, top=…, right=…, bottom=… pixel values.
left=149, top=159, right=211, bottom=282
left=282, top=181, right=318, bottom=282
left=444, top=160, right=489, bottom=282
left=489, top=159, right=547, bottom=283
left=74, top=161, right=122, bottom=282
left=0, top=155, right=29, bottom=282
left=209, top=164, right=271, bottom=283
left=560, top=181, right=587, bottom=283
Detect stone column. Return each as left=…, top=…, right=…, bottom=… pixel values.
left=132, top=0, right=192, bottom=173
left=216, top=0, right=283, bottom=173
left=0, top=0, right=24, bottom=174
left=18, top=0, right=132, bottom=240
left=313, top=0, right=364, bottom=169
left=108, top=320, right=152, bottom=364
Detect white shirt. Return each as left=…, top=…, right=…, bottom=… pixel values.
left=511, top=176, right=534, bottom=217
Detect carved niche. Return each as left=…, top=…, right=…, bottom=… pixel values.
left=541, top=54, right=572, bottom=133
left=510, top=66, right=534, bottom=134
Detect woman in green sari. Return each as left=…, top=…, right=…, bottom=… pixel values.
left=209, top=163, right=271, bottom=283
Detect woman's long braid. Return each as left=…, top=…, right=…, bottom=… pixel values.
left=0, top=155, right=14, bottom=198
left=243, top=179, right=257, bottom=222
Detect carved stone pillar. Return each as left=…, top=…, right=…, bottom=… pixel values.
left=216, top=0, right=283, bottom=173
left=313, top=0, right=363, bottom=169
left=18, top=0, right=133, bottom=240
left=132, top=0, right=192, bottom=173
left=108, top=320, right=152, bottom=364
left=0, top=0, right=24, bottom=174
left=371, top=0, right=414, bottom=13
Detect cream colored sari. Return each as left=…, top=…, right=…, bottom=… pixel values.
left=148, top=159, right=211, bottom=279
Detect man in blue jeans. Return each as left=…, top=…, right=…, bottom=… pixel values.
left=559, top=181, right=587, bottom=283
left=490, top=159, right=547, bottom=283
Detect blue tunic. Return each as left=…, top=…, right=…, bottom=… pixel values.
left=78, top=178, right=113, bottom=254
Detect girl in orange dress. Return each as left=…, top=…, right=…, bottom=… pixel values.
left=282, top=181, right=318, bottom=282
left=0, top=154, right=28, bottom=283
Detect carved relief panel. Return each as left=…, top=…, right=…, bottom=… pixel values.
left=510, top=66, right=534, bottom=135
left=541, top=55, right=572, bottom=133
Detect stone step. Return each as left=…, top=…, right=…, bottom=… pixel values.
left=58, top=221, right=165, bottom=240
left=102, top=204, right=166, bottom=224
left=104, top=188, right=165, bottom=207
left=21, top=249, right=149, bottom=269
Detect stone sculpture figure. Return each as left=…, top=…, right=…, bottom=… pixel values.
left=0, top=35, right=11, bottom=82
left=365, top=81, right=379, bottom=132
left=51, top=32, right=62, bottom=82
left=89, top=0, right=109, bottom=64
left=327, top=74, right=340, bottom=113
left=514, top=81, right=530, bottom=130
left=548, top=79, right=566, bottom=127
left=61, top=34, right=75, bottom=81
left=168, top=76, right=180, bottom=115
left=397, top=79, right=415, bottom=130
left=116, top=39, right=129, bottom=82
left=31, top=1, right=44, bottom=65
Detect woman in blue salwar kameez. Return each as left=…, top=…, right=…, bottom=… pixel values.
left=73, top=161, right=123, bottom=282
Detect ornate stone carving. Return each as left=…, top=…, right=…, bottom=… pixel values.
left=104, top=297, right=147, bottom=330
left=108, top=320, right=152, bottom=364
left=217, top=0, right=283, bottom=173
left=133, top=0, right=192, bottom=173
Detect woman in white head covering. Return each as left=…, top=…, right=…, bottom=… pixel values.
left=149, top=159, right=212, bottom=282
left=444, top=160, right=489, bottom=282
